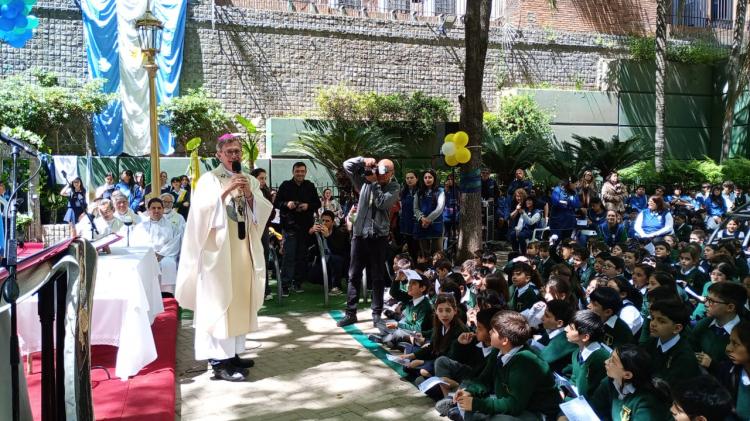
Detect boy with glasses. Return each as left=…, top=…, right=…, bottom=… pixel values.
left=691, top=282, right=747, bottom=374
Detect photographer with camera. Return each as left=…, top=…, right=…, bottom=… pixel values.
left=336, top=156, right=400, bottom=328
left=273, top=162, right=321, bottom=297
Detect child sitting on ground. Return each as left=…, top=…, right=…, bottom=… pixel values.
left=692, top=282, right=747, bottom=374
left=565, top=309, right=610, bottom=399
left=508, top=262, right=541, bottom=313
left=644, top=297, right=701, bottom=384
left=587, top=286, right=634, bottom=348
left=671, top=375, right=736, bottom=421
left=371, top=273, right=432, bottom=349
left=537, top=299, right=578, bottom=375
left=720, top=320, right=750, bottom=419
left=452, top=311, right=561, bottom=420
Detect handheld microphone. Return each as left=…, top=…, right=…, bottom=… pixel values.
left=231, top=160, right=246, bottom=240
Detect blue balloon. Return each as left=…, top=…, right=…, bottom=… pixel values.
left=0, top=4, right=8, bottom=15
left=3, top=1, right=20, bottom=18
left=2, top=28, right=31, bottom=47
left=25, top=14, right=36, bottom=29
left=14, top=15, right=25, bottom=27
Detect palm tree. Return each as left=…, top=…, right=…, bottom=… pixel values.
left=721, top=0, right=748, bottom=161
left=482, top=134, right=548, bottom=185
left=654, top=0, right=668, bottom=172
left=569, top=134, right=652, bottom=177
left=539, top=138, right=586, bottom=182
left=285, top=120, right=404, bottom=194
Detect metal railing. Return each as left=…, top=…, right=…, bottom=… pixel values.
left=669, top=13, right=735, bottom=46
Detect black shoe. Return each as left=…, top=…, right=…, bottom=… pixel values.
left=336, top=315, right=358, bottom=327
left=372, top=314, right=384, bottom=328
left=383, top=309, right=396, bottom=319
left=212, top=367, right=246, bottom=382
left=231, top=355, right=255, bottom=369
left=367, top=334, right=384, bottom=344
left=446, top=407, right=464, bottom=421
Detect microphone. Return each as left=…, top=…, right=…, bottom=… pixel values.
left=0, top=131, right=38, bottom=156
left=231, top=160, right=246, bottom=240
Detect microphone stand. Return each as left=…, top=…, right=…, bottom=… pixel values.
left=2, top=145, right=21, bottom=421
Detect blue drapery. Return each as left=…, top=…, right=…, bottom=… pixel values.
left=83, top=0, right=186, bottom=156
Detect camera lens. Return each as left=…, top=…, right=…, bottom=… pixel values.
left=364, top=169, right=374, bottom=176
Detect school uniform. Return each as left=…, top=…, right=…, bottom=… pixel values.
left=576, top=263, right=595, bottom=289
left=463, top=346, right=561, bottom=419
left=434, top=337, right=490, bottom=384
left=387, top=280, right=433, bottom=333
left=460, top=287, right=477, bottom=309
left=570, top=342, right=610, bottom=398
left=718, top=364, right=750, bottom=420
left=619, top=300, right=644, bottom=336
left=674, top=222, right=693, bottom=243
left=413, top=323, right=469, bottom=362
left=508, top=282, right=541, bottom=313
left=690, top=315, right=740, bottom=373
left=602, top=315, right=634, bottom=348
left=589, top=378, right=672, bottom=421
left=538, top=255, right=557, bottom=282
left=645, top=334, right=701, bottom=384
left=675, top=266, right=709, bottom=297
left=539, top=328, right=577, bottom=375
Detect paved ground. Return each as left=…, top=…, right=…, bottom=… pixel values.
left=175, top=309, right=443, bottom=421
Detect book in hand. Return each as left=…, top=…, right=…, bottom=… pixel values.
left=418, top=376, right=448, bottom=393
left=554, top=372, right=578, bottom=398
left=92, top=233, right=122, bottom=251
left=559, top=396, right=599, bottom=421
left=385, top=354, right=411, bottom=366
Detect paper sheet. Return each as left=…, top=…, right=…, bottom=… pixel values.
left=559, top=396, right=600, bottom=421
left=418, top=376, right=448, bottom=393
left=385, top=354, right=411, bottom=366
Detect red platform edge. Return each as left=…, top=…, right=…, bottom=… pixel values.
left=25, top=298, right=179, bottom=421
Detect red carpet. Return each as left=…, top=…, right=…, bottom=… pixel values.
left=25, top=298, right=179, bottom=421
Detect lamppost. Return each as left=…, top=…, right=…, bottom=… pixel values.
left=135, top=4, right=163, bottom=199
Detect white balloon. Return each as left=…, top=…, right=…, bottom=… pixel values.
left=441, top=142, right=456, bottom=156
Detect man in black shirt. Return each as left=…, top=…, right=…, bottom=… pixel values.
left=273, top=162, right=321, bottom=296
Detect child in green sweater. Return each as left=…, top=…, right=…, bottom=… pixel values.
left=671, top=375, right=735, bottom=421
left=692, top=281, right=746, bottom=374
left=537, top=299, right=578, bottom=375
left=453, top=311, right=561, bottom=420
left=508, top=261, right=541, bottom=313
left=645, top=298, right=701, bottom=384
left=371, top=274, right=432, bottom=348
left=719, top=320, right=750, bottom=420
left=589, top=344, right=672, bottom=421
left=588, top=286, right=634, bottom=348
left=565, top=309, right=610, bottom=398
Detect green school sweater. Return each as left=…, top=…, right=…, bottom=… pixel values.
left=602, top=316, right=634, bottom=348
left=539, top=331, right=577, bottom=375
left=446, top=338, right=490, bottom=378
left=676, top=267, right=708, bottom=296
left=508, top=284, right=540, bottom=313
left=690, top=316, right=735, bottom=372
left=589, top=378, right=672, bottom=421
left=389, top=280, right=433, bottom=333
left=644, top=335, right=701, bottom=385
left=464, top=346, right=561, bottom=417
left=414, top=323, right=469, bottom=361
left=570, top=344, right=610, bottom=398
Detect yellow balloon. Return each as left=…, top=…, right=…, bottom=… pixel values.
left=444, top=133, right=455, bottom=143
left=454, top=131, right=469, bottom=147
left=445, top=155, right=459, bottom=167
left=455, top=147, right=471, bottom=164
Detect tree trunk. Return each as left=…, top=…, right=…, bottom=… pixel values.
left=457, top=0, right=491, bottom=261
left=721, top=0, right=748, bottom=161
left=654, top=0, right=668, bottom=172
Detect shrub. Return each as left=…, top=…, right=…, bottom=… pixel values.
left=158, top=87, right=233, bottom=155
left=487, top=94, right=553, bottom=145
left=619, top=157, right=732, bottom=189
left=628, top=37, right=729, bottom=65
left=721, top=158, right=750, bottom=186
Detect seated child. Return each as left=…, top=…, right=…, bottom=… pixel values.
left=508, top=262, right=541, bottom=313
left=371, top=273, right=432, bottom=348
left=571, top=245, right=595, bottom=289
left=565, top=309, right=610, bottom=398
left=537, top=242, right=559, bottom=282
left=588, top=345, right=672, bottom=420
left=481, top=253, right=498, bottom=274
left=433, top=306, right=502, bottom=398
left=692, top=262, right=735, bottom=321
left=403, top=294, right=468, bottom=381
left=645, top=297, right=701, bottom=384
left=716, top=218, right=746, bottom=241
left=435, top=259, right=454, bottom=293
left=587, top=287, right=634, bottom=348
left=691, top=282, right=747, bottom=374
left=537, top=299, right=577, bottom=374
left=719, top=320, right=750, bottom=419
left=605, top=277, right=644, bottom=336
left=452, top=311, right=561, bottom=420
left=675, top=244, right=709, bottom=299
left=671, top=375, right=736, bottom=421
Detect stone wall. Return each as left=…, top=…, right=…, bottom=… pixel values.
left=1, top=0, right=634, bottom=154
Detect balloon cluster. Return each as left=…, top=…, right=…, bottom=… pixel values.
left=441, top=131, right=471, bottom=167
left=0, top=0, right=38, bottom=48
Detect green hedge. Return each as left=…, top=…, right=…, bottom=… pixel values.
left=619, top=158, right=750, bottom=187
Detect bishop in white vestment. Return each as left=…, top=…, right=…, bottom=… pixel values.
left=175, top=135, right=272, bottom=381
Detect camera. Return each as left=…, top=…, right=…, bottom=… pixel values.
left=364, top=164, right=387, bottom=177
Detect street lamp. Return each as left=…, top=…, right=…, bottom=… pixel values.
left=135, top=5, right=163, bottom=199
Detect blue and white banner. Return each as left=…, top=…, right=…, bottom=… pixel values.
left=82, top=0, right=186, bottom=157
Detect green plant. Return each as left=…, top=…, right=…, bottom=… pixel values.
left=618, top=157, right=727, bottom=187
left=488, top=94, right=553, bottom=145
left=158, top=87, right=233, bottom=155
left=482, top=134, right=549, bottom=184
left=0, top=70, right=112, bottom=153
left=285, top=120, right=405, bottom=192
left=628, top=36, right=729, bottom=64
left=543, top=26, right=557, bottom=43
left=573, top=75, right=585, bottom=90
left=313, top=86, right=453, bottom=144
left=235, top=115, right=261, bottom=168
left=568, top=134, right=652, bottom=178
left=719, top=158, right=750, bottom=185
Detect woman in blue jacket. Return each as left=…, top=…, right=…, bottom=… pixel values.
left=549, top=178, right=580, bottom=240
left=399, top=171, right=419, bottom=261
left=634, top=195, right=673, bottom=240
left=413, top=169, right=445, bottom=256
left=442, top=173, right=460, bottom=244
left=704, top=185, right=727, bottom=231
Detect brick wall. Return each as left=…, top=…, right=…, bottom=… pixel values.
left=1, top=0, right=636, bottom=155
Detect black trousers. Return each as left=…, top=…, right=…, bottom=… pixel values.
left=346, top=236, right=388, bottom=317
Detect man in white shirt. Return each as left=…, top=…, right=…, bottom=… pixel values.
left=160, top=192, right=186, bottom=238
left=76, top=199, right=124, bottom=240
left=132, top=198, right=181, bottom=295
